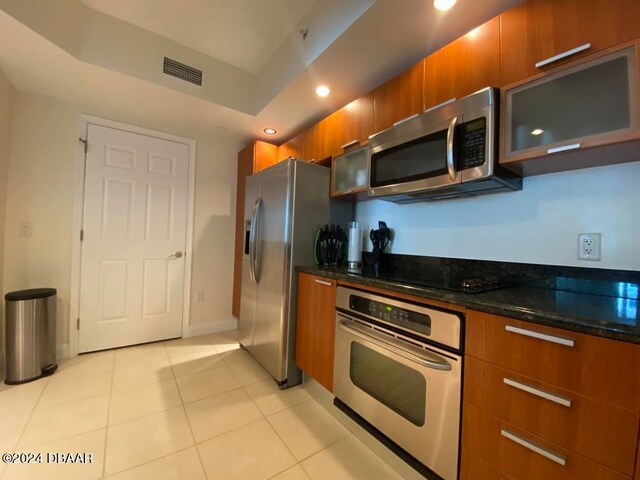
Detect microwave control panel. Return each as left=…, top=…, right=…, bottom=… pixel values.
left=459, top=118, right=486, bottom=170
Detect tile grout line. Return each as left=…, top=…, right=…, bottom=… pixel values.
left=6, top=376, right=52, bottom=471
left=101, top=349, right=117, bottom=478
left=263, top=399, right=350, bottom=462
left=188, top=336, right=228, bottom=479
left=101, top=343, right=203, bottom=479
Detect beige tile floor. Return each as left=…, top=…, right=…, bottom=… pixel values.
left=0, top=330, right=413, bottom=480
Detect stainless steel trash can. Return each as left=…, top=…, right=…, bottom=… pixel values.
left=4, top=288, right=57, bottom=385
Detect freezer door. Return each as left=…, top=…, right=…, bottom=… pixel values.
left=238, top=173, right=261, bottom=350
left=251, top=161, right=292, bottom=382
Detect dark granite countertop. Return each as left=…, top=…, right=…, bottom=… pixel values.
left=296, top=265, right=640, bottom=344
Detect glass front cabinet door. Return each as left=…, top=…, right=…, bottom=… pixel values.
left=331, top=146, right=368, bottom=197
left=501, top=42, right=640, bottom=171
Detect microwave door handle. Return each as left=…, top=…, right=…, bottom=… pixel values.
left=338, top=317, right=452, bottom=371
left=446, top=116, right=458, bottom=181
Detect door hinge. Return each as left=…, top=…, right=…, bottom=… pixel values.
left=77, top=318, right=80, bottom=330
left=80, top=229, right=84, bottom=242
left=79, top=137, right=88, bottom=154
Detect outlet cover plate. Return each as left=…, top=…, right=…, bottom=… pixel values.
left=578, top=233, right=601, bottom=261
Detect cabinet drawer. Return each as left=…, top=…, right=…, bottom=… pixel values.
left=465, top=356, right=639, bottom=475
left=460, top=448, right=516, bottom=480
left=462, top=403, right=631, bottom=480
left=466, top=310, right=640, bottom=411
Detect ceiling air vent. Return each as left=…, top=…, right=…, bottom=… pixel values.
left=163, top=57, right=203, bottom=86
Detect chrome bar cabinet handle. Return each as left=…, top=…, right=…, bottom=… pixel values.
left=535, top=43, right=592, bottom=68
left=505, top=324, right=575, bottom=347
left=503, top=377, right=572, bottom=407
left=501, top=429, right=566, bottom=466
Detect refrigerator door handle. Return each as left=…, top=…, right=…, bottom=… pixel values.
left=248, top=198, right=260, bottom=284
left=251, top=198, right=263, bottom=283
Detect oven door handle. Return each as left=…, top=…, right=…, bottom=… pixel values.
left=338, top=318, right=452, bottom=371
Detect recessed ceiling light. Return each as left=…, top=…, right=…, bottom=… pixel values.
left=315, top=85, right=330, bottom=97
left=531, top=128, right=544, bottom=136
left=263, top=128, right=277, bottom=135
left=433, top=0, right=457, bottom=11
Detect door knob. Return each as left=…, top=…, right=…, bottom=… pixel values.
left=169, top=251, right=183, bottom=259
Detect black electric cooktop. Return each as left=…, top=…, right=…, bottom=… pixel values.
left=349, top=268, right=513, bottom=294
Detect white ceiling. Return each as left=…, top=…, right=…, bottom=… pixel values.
left=80, top=0, right=317, bottom=74
left=0, top=0, right=523, bottom=145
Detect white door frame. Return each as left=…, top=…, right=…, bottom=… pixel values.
left=69, top=115, right=196, bottom=358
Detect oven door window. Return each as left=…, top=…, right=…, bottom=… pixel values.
left=370, top=129, right=449, bottom=187
left=350, top=342, right=426, bottom=426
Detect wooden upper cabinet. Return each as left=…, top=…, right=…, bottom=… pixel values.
left=302, top=119, right=329, bottom=163
left=325, top=92, right=375, bottom=158
left=500, top=0, right=640, bottom=86
left=373, top=60, right=424, bottom=134
left=253, top=141, right=278, bottom=172
left=277, top=132, right=304, bottom=162
left=424, top=17, right=501, bottom=110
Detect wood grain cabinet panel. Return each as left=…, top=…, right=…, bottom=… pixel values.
left=465, top=356, right=639, bottom=475
left=295, top=273, right=337, bottom=392
left=232, top=144, right=255, bottom=318
left=463, top=403, right=631, bottom=480
left=460, top=448, right=516, bottom=480
left=326, top=92, right=375, bottom=158
left=253, top=141, right=278, bottom=173
left=278, top=133, right=304, bottom=162
left=232, top=141, right=278, bottom=317
left=373, top=60, right=424, bottom=134
left=500, top=0, right=640, bottom=86
left=303, top=118, right=333, bottom=164
left=465, top=310, right=640, bottom=412
left=423, top=17, right=501, bottom=110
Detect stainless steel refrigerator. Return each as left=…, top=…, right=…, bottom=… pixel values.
left=239, top=158, right=349, bottom=388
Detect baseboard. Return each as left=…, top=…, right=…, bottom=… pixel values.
left=184, top=318, right=237, bottom=338
left=56, top=343, right=70, bottom=360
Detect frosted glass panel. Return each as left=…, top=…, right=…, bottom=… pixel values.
left=332, top=147, right=368, bottom=193
left=510, top=51, right=632, bottom=153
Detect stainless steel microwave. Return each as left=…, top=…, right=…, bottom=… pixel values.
left=367, top=87, right=522, bottom=202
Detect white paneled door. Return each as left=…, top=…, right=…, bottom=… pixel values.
left=79, top=124, right=190, bottom=352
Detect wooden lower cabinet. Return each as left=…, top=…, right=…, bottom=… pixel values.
left=464, top=356, right=638, bottom=475
left=463, top=310, right=640, bottom=480
left=462, top=403, right=631, bottom=480
left=465, top=311, right=640, bottom=412
left=460, top=448, right=515, bottom=480
left=295, top=273, right=336, bottom=391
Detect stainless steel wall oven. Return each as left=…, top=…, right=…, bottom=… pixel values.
left=333, top=287, right=463, bottom=480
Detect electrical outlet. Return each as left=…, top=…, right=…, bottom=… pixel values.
left=196, top=291, right=205, bottom=303
left=578, top=233, right=601, bottom=261
left=19, top=222, right=33, bottom=238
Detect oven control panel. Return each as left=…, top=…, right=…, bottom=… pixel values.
left=459, top=117, right=486, bottom=170
left=337, top=286, right=462, bottom=351
left=349, top=295, right=431, bottom=337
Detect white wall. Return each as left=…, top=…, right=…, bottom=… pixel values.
left=356, top=161, right=640, bottom=271
left=3, top=91, right=241, bottom=356
left=0, top=67, right=15, bottom=367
